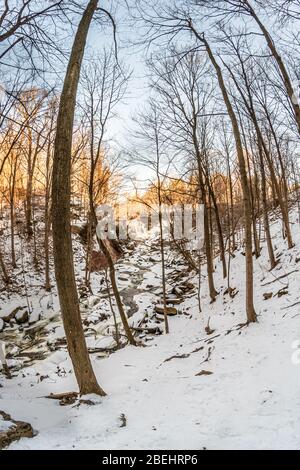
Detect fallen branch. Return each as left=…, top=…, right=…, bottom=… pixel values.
left=44, top=391, right=78, bottom=405
left=261, top=270, right=298, bottom=287
left=163, top=353, right=190, bottom=363
left=282, top=301, right=300, bottom=310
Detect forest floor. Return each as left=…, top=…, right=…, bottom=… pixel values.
left=1, top=210, right=300, bottom=449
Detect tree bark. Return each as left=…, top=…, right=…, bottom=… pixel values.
left=52, top=0, right=106, bottom=396
left=245, top=0, right=300, bottom=135
left=192, top=31, right=256, bottom=323
left=98, top=238, right=137, bottom=344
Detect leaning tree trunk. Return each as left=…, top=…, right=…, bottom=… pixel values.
left=157, top=191, right=170, bottom=334
left=192, top=127, right=217, bottom=302
left=198, top=34, right=256, bottom=323
left=97, top=238, right=137, bottom=345
left=207, top=180, right=227, bottom=279
left=52, top=0, right=106, bottom=396
left=0, top=247, right=10, bottom=285
left=246, top=0, right=300, bottom=135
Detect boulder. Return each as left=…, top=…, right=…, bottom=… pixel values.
left=165, top=298, right=182, bottom=305
left=155, top=305, right=177, bottom=316
left=2, top=307, right=26, bottom=323
left=263, top=292, right=273, bottom=300
left=0, top=411, right=34, bottom=449
left=15, top=309, right=29, bottom=324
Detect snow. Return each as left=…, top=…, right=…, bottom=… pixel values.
left=1, top=209, right=300, bottom=449
left=0, top=416, right=14, bottom=432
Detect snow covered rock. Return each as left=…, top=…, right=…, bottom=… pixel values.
left=15, top=309, right=29, bottom=324
left=155, top=305, right=177, bottom=316
left=0, top=411, right=34, bottom=449
left=2, top=306, right=26, bottom=323
left=85, top=336, right=117, bottom=353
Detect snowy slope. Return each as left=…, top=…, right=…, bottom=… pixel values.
left=1, top=209, right=300, bottom=449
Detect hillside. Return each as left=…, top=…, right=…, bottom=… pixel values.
left=1, top=208, right=300, bottom=450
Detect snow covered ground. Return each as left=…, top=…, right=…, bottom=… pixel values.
left=1, top=209, right=300, bottom=449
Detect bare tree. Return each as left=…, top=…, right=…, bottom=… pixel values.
left=132, top=2, right=257, bottom=322
left=51, top=0, right=106, bottom=396
left=149, top=50, right=222, bottom=298
left=80, top=49, right=129, bottom=287
left=133, top=100, right=171, bottom=334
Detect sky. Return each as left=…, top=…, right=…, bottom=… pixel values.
left=87, top=1, right=149, bottom=142
left=86, top=4, right=152, bottom=191
left=3, top=0, right=296, bottom=195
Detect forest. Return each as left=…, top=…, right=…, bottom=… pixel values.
left=0, top=0, right=300, bottom=452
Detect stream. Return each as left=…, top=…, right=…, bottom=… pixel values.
left=0, top=241, right=165, bottom=371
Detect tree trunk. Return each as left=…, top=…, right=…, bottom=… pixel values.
left=26, top=175, right=33, bottom=238
left=44, top=198, right=51, bottom=291
left=10, top=157, right=18, bottom=268
left=98, top=238, right=137, bottom=345
left=246, top=0, right=300, bottom=135
left=158, top=200, right=170, bottom=334
left=198, top=34, right=256, bottom=323
left=208, top=179, right=227, bottom=278
left=51, top=0, right=106, bottom=396
left=0, top=247, right=10, bottom=285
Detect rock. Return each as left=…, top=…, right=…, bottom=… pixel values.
left=88, top=296, right=101, bottom=307
left=277, top=288, right=288, bottom=298
left=195, top=370, right=213, bottom=376
left=2, top=307, right=26, bottom=323
left=87, top=336, right=117, bottom=354
left=119, top=413, right=127, bottom=427
left=155, top=305, right=177, bottom=316
left=172, top=287, right=183, bottom=296
left=28, top=311, right=41, bottom=324
left=132, top=324, right=163, bottom=335
left=47, top=337, right=67, bottom=351
left=263, top=292, right=273, bottom=300
left=165, top=298, right=182, bottom=305
left=79, top=399, right=96, bottom=406
left=180, top=281, right=194, bottom=292
left=15, top=309, right=29, bottom=324
left=24, top=319, right=49, bottom=338
left=154, top=314, right=165, bottom=322
left=0, top=411, right=34, bottom=449
left=95, top=336, right=117, bottom=350
left=0, top=319, right=4, bottom=332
